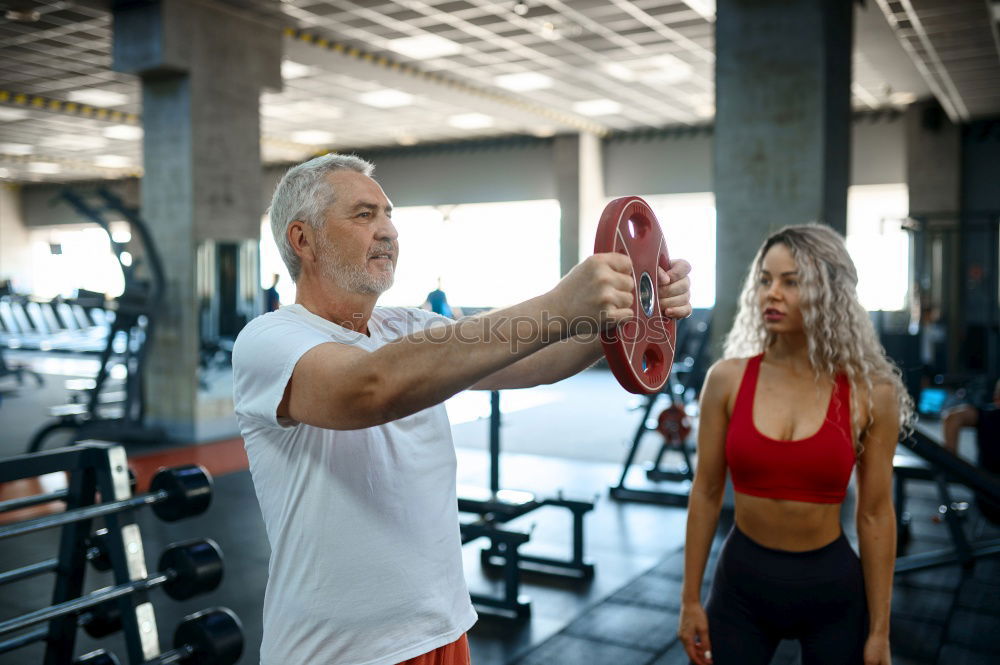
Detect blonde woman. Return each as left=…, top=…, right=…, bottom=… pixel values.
left=678, top=224, right=913, bottom=665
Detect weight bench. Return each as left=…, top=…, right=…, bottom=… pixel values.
left=894, top=426, right=1000, bottom=573
left=457, top=391, right=595, bottom=621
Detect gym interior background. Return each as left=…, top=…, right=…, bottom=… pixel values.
left=0, top=0, right=998, bottom=664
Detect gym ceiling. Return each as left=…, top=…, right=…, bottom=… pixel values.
left=0, top=0, right=997, bottom=184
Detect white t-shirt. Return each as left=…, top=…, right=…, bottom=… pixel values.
left=232, top=304, right=477, bottom=665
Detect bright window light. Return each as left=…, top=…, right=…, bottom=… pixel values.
left=379, top=200, right=561, bottom=309
left=28, top=225, right=124, bottom=299
left=632, top=192, right=717, bottom=309
left=846, top=183, right=910, bottom=311
left=260, top=218, right=296, bottom=306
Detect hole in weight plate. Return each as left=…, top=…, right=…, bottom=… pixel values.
left=639, top=272, right=654, bottom=317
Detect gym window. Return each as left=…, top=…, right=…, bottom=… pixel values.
left=846, top=183, right=910, bottom=312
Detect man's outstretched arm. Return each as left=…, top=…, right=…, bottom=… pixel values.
left=471, top=259, right=693, bottom=390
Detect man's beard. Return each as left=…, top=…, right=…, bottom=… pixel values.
left=316, top=234, right=394, bottom=295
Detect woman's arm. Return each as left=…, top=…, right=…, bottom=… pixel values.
left=942, top=404, right=977, bottom=455
left=678, top=359, right=737, bottom=665
left=856, top=383, right=901, bottom=665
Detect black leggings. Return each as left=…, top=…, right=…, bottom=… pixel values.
left=702, top=525, right=868, bottom=665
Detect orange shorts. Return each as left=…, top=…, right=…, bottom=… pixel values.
left=398, top=634, right=470, bottom=665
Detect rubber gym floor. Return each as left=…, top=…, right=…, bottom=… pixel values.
left=1, top=355, right=998, bottom=665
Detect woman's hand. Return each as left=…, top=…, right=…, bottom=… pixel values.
left=678, top=601, right=713, bottom=665
left=863, top=633, right=891, bottom=665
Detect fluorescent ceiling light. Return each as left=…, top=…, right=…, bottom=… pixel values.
left=447, top=113, right=494, bottom=129
left=573, top=99, right=622, bottom=116
left=494, top=72, right=553, bottom=92
left=291, top=130, right=335, bottom=145
left=0, top=108, right=30, bottom=121
left=531, top=126, right=557, bottom=138
left=359, top=89, right=415, bottom=108
left=28, top=162, right=61, bottom=174
left=41, top=134, right=108, bottom=151
left=67, top=89, right=129, bottom=107
left=95, top=154, right=132, bottom=168
left=603, top=63, right=636, bottom=82
left=103, top=124, right=143, bottom=140
left=281, top=60, right=313, bottom=80
left=387, top=35, right=462, bottom=60
left=681, top=0, right=716, bottom=19
left=0, top=142, right=33, bottom=155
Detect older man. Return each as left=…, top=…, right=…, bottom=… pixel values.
left=233, top=153, right=692, bottom=665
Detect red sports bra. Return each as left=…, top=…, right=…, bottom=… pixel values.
left=725, top=354, right=855, bottom=504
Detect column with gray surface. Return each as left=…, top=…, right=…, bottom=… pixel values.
left=554, top=133, right=604, bottom=276
left=713, top=0, right=852, bottom=352
left=112, top=0, right=282, bottom=440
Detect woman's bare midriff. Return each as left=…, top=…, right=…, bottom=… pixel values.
left=734, top=492, right=844, bottom=551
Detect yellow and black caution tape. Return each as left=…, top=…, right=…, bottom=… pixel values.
left=283, top=27, right=610, bottom=137
left=0, top=90, right=140, bottom=124
left=0, top=152, right=143, bottom=178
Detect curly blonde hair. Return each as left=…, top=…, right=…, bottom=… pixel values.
left=723, top=223, right=914, bottom=452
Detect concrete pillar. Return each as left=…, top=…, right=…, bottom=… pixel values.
left=554, top=133, right=605, bottom=276
left=713, top=0, right=852, bottom=352
left=0, top=184, right=31, bottom=292
left=112, top=0, right=281, bottom=441
left=905, top=100, right=961, bottom=372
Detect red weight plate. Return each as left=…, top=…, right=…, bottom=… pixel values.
left=593, top=196, right=676, bottom=394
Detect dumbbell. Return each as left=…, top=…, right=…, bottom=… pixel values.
left=85, top=609, right=241, bottom=665
left=0, top=465, right=213, bottom=541
left=78, top=538, right=224, bottom=639
left=0, top=539, right=224, bottom=639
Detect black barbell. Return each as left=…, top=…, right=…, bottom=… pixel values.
left=0, top=465, right=212, bottom=541
left=0, top=469, right=137, bottom=515
left=74, top=609, right=243, bottom=665
left=0, top=538, right=223, bottom=642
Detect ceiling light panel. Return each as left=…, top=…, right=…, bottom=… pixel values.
left=494, top=71, right=554, bottom=91
left=572, top=99, right=623, bottom=116
left=103, top=125, right=144, bottom=140
left=358, top=89, right=415, bottom=108
left=447, top=113, right=495, bottom=129
left=386, top=35, right=463, bottom=60
left=290, top=130, right=335, bottom=145
left=66, top=89, right=129, bottom=107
